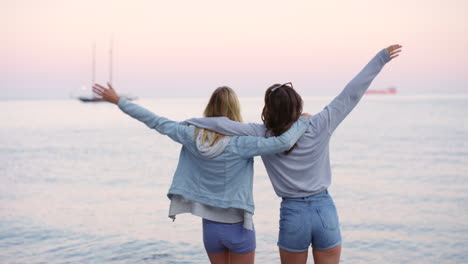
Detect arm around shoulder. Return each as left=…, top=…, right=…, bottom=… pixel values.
left=185, top=117, right=265, bottom=136
left=234, top=116, right=309, bottom=158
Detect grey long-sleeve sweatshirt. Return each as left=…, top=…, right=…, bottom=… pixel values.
left=186, top=49, right=392, bottom=198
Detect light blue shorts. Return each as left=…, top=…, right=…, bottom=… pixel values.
left=278, top=190, right=341, bottom=252
left=202, top=219, right=256, bottom=254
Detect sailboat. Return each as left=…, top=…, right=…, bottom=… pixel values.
left=77, top=41, right=101, bottom=102
left=78, top=37, right=136, bottom=102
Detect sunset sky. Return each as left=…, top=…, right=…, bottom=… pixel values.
left=2, top=0, right=467, bottom=99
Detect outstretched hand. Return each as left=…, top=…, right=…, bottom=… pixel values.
left=92, top=83, right=120, bottom=104
left=386, top=44, right=402, bottom=59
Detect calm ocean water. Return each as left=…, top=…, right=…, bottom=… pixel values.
left=1, top=94, right=467, bottom=263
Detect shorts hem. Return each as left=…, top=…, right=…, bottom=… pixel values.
left=313, top=240, right=342, bottom=251
left=231, top=247, right=256, bottom=254
left=206, top=248, right=256, bottom=255
left=277, top=242, right=308, bottom=253
left=205, top=248, right=228, bottom=254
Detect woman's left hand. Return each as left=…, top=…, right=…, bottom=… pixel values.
left=92, top=83, right=121, bottom=104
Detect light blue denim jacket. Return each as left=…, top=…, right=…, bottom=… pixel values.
left=117, top=97, right=309, bottom=214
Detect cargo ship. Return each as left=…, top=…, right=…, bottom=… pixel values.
left=365, top=87, right=397, bottom=95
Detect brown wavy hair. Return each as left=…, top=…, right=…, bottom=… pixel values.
left=261, top=83, right=303, bottom=154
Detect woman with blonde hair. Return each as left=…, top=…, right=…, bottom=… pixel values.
left=92, top=84, right=309, bottom=264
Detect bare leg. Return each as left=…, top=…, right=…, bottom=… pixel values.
left=207, top=250, right=231, bottom=264
left=279, top=248, right=308, bottom=264
left=312, top=245, right=341, bottom=264
left=231, top=250, right=255, bottom=264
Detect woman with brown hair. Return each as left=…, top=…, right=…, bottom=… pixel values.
left=187, top=44, right=402, bottom=263
left=92, top=85, right=309, bottom=263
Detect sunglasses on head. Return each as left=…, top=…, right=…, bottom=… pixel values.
left=271, top=82, right=293, bottom=92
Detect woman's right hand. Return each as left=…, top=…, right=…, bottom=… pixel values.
left=386, top=44, right=402, bottom=59
left=92, top=83, right=121, bottom=104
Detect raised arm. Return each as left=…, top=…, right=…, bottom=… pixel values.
left=314, top=44, right=402, bottom=134
left=185, top=117, right=266, bottom=137
left=232, top=116, right=309, bottom=158
left=93, top=83, right=190, bottom=144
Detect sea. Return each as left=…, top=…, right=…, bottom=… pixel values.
left=1, top=94, right=467, bottom=264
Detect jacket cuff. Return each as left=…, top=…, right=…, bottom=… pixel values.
left=117, top=97, right=128, bottom=108
left=298, top=116, right=309, bottom=125
left=381, top=48, right=392, bottom=63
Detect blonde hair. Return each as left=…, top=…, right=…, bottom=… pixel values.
left=197, top=86, right=243, bottom=146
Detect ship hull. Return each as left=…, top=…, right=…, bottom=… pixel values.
left=365, top=88, right=397, bottom=95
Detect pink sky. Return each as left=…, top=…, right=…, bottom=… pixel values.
left=2, top=0, right=468, bottom=99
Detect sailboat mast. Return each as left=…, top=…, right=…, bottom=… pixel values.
left=92, top=42, right=96, bottom=88
left=109, top=35, right=113, bottom=85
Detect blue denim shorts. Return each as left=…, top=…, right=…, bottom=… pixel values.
left=202, top=219, right=256, bottom=254
left=277, top=190, right=341, bottom=252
